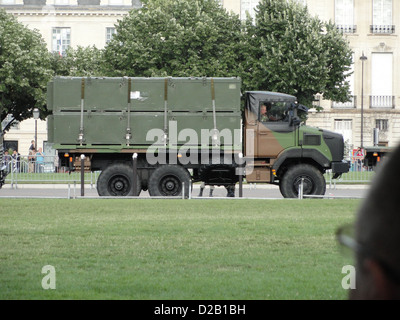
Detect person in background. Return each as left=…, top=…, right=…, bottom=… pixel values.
left=3, top=150, right=11, bottom=170
left=198, top=182, right=214, bottom=197
left=28, top=147, right=36, bottom=173
left=29, top=140, right=35, bottom=152
left=355, top=147, right=364, bottom=171
left=11, top=150, right=20, bottom=173
left=336, top=143, right=400, bottom=299
left=35, top=147, right=45, bottom=173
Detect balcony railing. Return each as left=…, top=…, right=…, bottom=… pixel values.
left=370, top=95, right=395, bottom=108
left=336, top=25, right=357, bottom=33
left=370, top=25, right=395, bottom=34
left=332, top=96, right=357, bottom=109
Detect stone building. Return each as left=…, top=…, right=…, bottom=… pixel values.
left=224, top=0, right=400, bottom=150
left=1, top=0, right=140, bottom=154
left=2, top=0, right=399, bottom=154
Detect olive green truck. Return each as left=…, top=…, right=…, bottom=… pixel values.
left=46, top=76, right=349, bottom=198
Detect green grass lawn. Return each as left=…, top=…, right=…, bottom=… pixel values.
left=0, top=198, right=360, bottom=300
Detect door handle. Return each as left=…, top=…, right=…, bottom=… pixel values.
left=259, top=132, right=269, bottom=135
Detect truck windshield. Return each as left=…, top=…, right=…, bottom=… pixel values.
left=259, top=101, right=289, bottom=122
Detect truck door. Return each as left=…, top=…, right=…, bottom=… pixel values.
left=257, top=101, right=297, bottom=158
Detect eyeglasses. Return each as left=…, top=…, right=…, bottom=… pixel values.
left=336, top=223, right=400, bottom=285
left=336, top=224, right=367, bottom=257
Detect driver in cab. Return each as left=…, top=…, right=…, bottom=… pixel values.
left=260, top=103, right=281, bottom=122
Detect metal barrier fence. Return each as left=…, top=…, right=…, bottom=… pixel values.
left=3, top=154, right=374, bottom=188
left=3, top=154, right=99, bottom=188
left=325, top=159, right=375, bottom=186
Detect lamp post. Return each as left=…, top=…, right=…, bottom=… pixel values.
left=360, top=52, right=367, bottom=149
left=33, top=108, right=40, bottom=151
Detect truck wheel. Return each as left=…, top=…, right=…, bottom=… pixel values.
left=279, top=164, right=326, bottom=198
left=97, top=163, right=141, bottom=197
left=148, top=165, right=190, bottom=198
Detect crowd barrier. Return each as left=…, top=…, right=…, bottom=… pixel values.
left=2, top=154, right=99, bottom=188
left=3, top=154, right=374, bottom=188
left=325, top=155, right=375, bottom=185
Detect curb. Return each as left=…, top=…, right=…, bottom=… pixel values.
left=2, top=183, right=370, bottom=190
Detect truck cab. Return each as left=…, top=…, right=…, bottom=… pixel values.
left=244, top=91, right=349, bottom=197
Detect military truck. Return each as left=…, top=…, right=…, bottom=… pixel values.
left=47, top=76, right=349, bottom=198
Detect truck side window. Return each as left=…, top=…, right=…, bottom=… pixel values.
left=260, top=104, right=269, bottom=122
left=260, top=102, right=287, bottom=122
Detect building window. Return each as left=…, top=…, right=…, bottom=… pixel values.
left=52, top=27, right=71, bottom=56
left=78, top=0, right=100, bottom=4
left=332, top=96, right=356, bottom=108
left=240, top=0, right=259, bottom=21
left=371, top=0, right=394, bottom=34
left=335, top=0, right=356, bottom=33
left=371, top=53, right=394, bottom=108
left=54, top=0, right=69, bottom=4
left=376, top=119, right=388, bottom=132
left=108, top=0, right=124, bottom=5
left=332, top=53, right=355, bottom=108
left=334, top=119, right=353, bottom=147
left=106, top=27, right=116, bottom=44
left=0, top=0, right=16, bottom=4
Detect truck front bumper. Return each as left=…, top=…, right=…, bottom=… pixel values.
left=331, top=160, right=350, bottom=179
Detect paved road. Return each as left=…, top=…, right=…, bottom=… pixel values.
left=0, top=183, right=370, bottom=199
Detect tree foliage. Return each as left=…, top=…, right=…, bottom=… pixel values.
left=51, top=46, right=105, bottom=77
left=0, top=0, right=354, bottom=125
left=243, top=0, right=353, bottom=107
left=103, top=0, right=245, bottom=77
left=0, top=9, right=53, bottom=125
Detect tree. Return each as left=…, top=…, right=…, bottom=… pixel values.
left=103, top=0, right=245, bottom=78
left=51, top=45, right=105, bottom=77
left=243, top=0, right=353, bottom=108
left=0, top=9, right=53, bottom=128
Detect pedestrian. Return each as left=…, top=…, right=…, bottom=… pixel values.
left=225, top=184, right=235, bottom=197
left=28, top=147, right=36, bottom=173
left=29, top=140, right=35, bottom=152
left=11, top=150, right=20, bottom=172
left=198, top=182, right=214, bottom=197
left=3, top=150, right=11, bottom=170
left=35, top=147, right=45, bottom=173
left=354, top=147, right=364, bottom=171
left=336, top=143, right=400, bottom=299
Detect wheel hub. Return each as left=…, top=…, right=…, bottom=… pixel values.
left=114, top=181, right=124, bottom=191
left=160, top=175, right=180, bottom=195
left=109, top=175, right=130, bottom=196
left=294, top=176, right=313, bottom=194
left=165, top=181, right=175, bottom=191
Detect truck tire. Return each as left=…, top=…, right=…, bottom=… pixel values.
left=279, top=164, right=326, bottom=198
left=97, top=163, right=141, bottom=197
left=148, top=165, right=190, bottom=198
